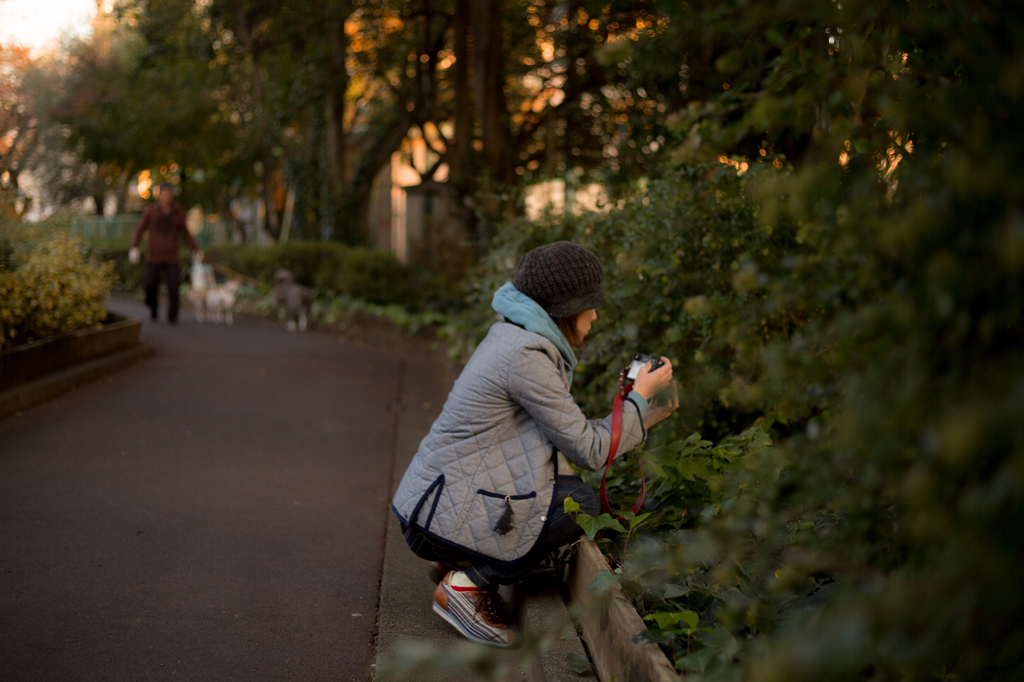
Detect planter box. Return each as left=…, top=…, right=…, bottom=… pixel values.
left=0, top=313, right=142, bottom=392
left=568, top=536, right=679, bottom=682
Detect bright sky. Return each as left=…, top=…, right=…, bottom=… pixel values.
left=0, top=0, right=99, bottom=52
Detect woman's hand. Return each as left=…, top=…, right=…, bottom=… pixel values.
left=642, top=380, right=679, bottom=430
left=633, top=356, right=674, bottom=401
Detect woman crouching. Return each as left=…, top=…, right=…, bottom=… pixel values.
left=391, top=241, right=677, bottom=646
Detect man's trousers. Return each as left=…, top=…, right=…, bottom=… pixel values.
left=144, top=262, right=180, bottom=322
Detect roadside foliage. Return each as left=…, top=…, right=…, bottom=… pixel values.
left=0, top=222, right=115, bottom=350
left=452, top=1, right=1024, bottom=680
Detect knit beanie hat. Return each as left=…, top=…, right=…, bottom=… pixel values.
left=513, top=241, right=605, bottom=318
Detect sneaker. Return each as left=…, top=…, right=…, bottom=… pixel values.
left=432, top=571, right=516, bottom=647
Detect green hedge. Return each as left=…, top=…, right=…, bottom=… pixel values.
left=94, top=240, right=425, bottom=308
left=204, top=242, right=409, bottom=306
left=0, top=221, right=115, bottom=350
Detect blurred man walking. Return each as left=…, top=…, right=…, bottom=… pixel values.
left=129, top=183, right=203, bottom=324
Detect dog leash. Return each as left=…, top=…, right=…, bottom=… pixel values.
left=598, top=367, right=646, bottom=517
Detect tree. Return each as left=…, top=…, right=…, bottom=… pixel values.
left=0, top=44, right=40, bottom=214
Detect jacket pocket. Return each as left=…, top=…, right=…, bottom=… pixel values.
left=477, top=489, right=537, bottom=537
left=476, top=489, right=537, bottom=500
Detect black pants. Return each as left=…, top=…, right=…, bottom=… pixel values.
left=403, top=475, right=600, bottom=591
left=144, top=263, right=180, bottom=322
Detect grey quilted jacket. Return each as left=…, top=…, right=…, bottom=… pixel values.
left=391, top=285, right=646, bottom=564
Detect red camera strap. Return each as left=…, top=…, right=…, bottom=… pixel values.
left=598, top=369, right=646, bottom=517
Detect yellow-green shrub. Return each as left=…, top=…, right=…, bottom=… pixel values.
left=0, top=228, right=115, bottom=350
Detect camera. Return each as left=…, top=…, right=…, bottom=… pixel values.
left=626, top=353, right=664, bottom=382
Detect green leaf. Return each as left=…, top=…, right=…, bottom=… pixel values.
left=575, top=513, right=598, bottom=538
left=643, top=612, right=672, bottom=629
left=675, top=459, right=712, bottom=482
left=577, top=513, right=627, bottom=539
left=628, top=512, right=652, bottom=529
left=564, top=652, right=592, bottom=674
left=638, top=451, right=667, bottom=478
left=607, top=517, right=627, bottom=533
left=662, top=584, right=688, bottom=599
left=563, top=496, right=580, bottom=514
left=643, top=609, right=699, bottom=630
left=587, top=568, right=621, bottom=594
left=676, top=646, right=717, bottom=673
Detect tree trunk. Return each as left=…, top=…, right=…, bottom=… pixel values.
left=326, top=91, right=347, bottom=191
left=236, top=5, right=279, bottom=241
left=451, top=0, right=471, bottom=188
left=115, top=164, right=133, bottom=214
left=471, top=0, right=512, bottom=189
left=325, top=0, right=352, bottom=201
left=562, top=2, right=577, bottom=217
left=91, top=164, right=107, bottom=215
left=450, top=0, right=479, bottom=245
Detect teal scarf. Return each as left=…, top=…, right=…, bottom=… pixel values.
left=491, top=282, right=577, bottom=385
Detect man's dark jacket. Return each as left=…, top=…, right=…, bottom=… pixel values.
left=131, top=203, right=197, bottom=264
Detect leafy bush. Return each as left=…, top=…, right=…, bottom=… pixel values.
left=569, top=424, right=784, bottom=674
left=0, top=225, right=115, bottom=350
left=453, top=164, right=801, bottom=442
left=202, top=242, right=413, bottom=306
left=550, top=1, right=1024, bottom=680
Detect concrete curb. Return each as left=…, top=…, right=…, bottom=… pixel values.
left=0, top=342, right=155, bottom=421
left=568, top=536, right=679, bottom=682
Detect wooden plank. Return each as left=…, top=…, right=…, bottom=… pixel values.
left=568, top=537, right=679, bottom=682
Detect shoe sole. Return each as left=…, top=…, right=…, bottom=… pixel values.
left=432, top=602, right=513, bottom=648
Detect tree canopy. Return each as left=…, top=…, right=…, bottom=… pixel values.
left=12, top=1, right=686, bottom=240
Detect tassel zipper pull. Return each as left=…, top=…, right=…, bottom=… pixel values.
left=493, top=495, right=515, bottom=535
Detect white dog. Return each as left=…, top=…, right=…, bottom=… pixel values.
left=189, top=262, right=217, bottom=321
left=205, top=280, right=241, bottom=325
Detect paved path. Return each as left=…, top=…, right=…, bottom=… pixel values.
left=0, top=296, right=455, bottom=681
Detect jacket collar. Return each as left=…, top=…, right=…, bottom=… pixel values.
left=492, top=282, right=576, bottom=385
